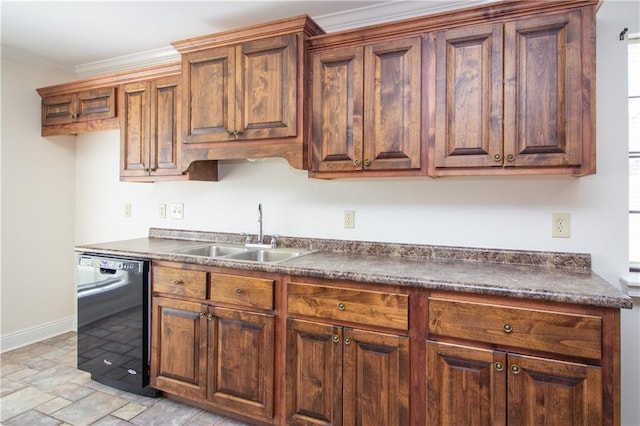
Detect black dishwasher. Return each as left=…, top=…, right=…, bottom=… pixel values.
left=77, top=254, right=159, bottom=397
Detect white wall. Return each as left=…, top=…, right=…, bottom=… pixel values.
left=0, top=56, right=77, bottom=344
left=2, top=0, right=639, bottom=423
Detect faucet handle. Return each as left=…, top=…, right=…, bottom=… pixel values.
left=241, top=233, right=251, bottom=245
left=270, top=235, right=278, bottom=249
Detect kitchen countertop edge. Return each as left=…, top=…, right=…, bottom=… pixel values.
left=75, top=230, right=633, bottom=310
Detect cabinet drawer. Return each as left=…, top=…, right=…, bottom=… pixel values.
left=153, top=266, right=206, bottom=299
left=428, top=298, right=602, bottom=360
left=287, top=282, right=408, bottom=331
left=209, top=273, right=274, bottom=310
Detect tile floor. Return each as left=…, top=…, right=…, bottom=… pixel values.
left=0, top=332, right=252, bottom=425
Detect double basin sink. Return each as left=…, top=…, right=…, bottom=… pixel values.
left=173, top=243, right=311, bottom=264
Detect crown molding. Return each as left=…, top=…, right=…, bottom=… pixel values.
left=315, top=0, right=498, bottom=32
left=72, top=0, right=498, bottom=79
left=74, top=46, right=180, bottom=79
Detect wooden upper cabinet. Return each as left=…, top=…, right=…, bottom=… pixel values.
left=42, top=87, right=116, bottom=126
left=173, top=16, right=324, bottom=170
left=504, top=10, right=585, bottom=170
left=310, top=37, right=422, bottom=177
left=431, top=7, right=594, bottom=176
left=121, top=74, right=218, bottom=182
left=433, top=24, right=504, bottom=170
left=182, top=34, right=296, bottom=144
left=40, top=87, right=118, bottom=135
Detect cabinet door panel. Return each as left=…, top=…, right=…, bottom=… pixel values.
left=343, top=329, right=410, bottom=426
left=311, top=47, right=364, bottom=172
left=508, top=354, right=602, bottom=425
left=42, top=93, right=76, bottom=125
left=151, top=75, right=181, bottom=174
left=150, top=297, right=206, bottom=400
left=183, top=46, right=235, bottom=143
left=504, top=11, right=583, bottom=168
left=77, top=88, right=117, bottom=122
left=237, top=34, right=297, bottom=140
left=207, top=307, right=274, bottom=420
left=426, top=341, right=506, bottom=426
left=286, top=319, right=343, bottom=426
left=364, top=37, right=421, bottom=171
left=434, top=24, right=503, bottom=169
left=120, top=82, right=150, bottom=177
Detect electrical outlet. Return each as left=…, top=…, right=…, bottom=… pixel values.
left=159, top=204, right=166, bottom=219
left=552, top=213, right=571, bottom=238
left=124, top=203, right=131, bottom=218
left=344, top=210, right=355, bottom=229
left=170, top=203, right=184, bottom=220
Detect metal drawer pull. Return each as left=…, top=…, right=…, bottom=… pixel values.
left=338, top=302, right=345, bottom=311
left=172, top=280, right=183, bottom=286
left=510, top=365, right=521, bottom=374
left=332, top=334, right=340, bottom=343
left=199, top=312, right=204, bottom=318
left=494, top=362, right=504, bottom=372
left=207, top=313, right=213, bottom=321
left=235, top=288, right=243, bottom=296
left=503, top=323, right=513, bottom=333
left=344, top=337, right=351, bottom=345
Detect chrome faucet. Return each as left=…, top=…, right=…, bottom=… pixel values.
left=257, top=203, right=264, bottom=245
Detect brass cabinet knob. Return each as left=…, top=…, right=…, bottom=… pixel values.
left=354, top=159, right=361, bottom=167
left=506, top=154, right=515, bottom=162
left=364, top=159, right=371, bottom=167
left=344, top=337, right=351, bottom=345
left=338, top=302, right=346, bottom=311
left=503, top=323, right=513, bottom=333
left=207, top=313, right=213, bottom=321
left=494, top=362, right=504, bottom=372
left=332, top=334, right=340, bottom=343
left=172, top=280, right=183, bottom=286
left=494, top=153, right=502, bottom=162
left=510, top=364, right=521, bottom=374
left=198, top=312, right=204, bottom=318
left=235, top=288, right=243, bottom=296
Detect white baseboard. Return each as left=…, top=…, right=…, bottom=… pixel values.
left=0, top=316, right=75, bottom=353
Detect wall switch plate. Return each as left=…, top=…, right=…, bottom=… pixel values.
left=159, top=204, right=166, bottom=219
left=124, top=203, right=131, bottom=218
left=170, top=203, right=184, bottom=220
left=552, top=213, right=571, bottom=238
left=344, top=210, right=355, bottom=229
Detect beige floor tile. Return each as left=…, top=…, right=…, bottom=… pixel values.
left=187, top=410, right=224, bottom=425
left=3, top=409, right=63, bottom=426
left=0, top=385, right=57, bottom=421
left=50, top=391, right=129, bottom=426
left=130, top=398, right=201, bottom=426
left=5, top=366, right=40, bottom=381
left=0, top=377, right=27, bottom=397
left=47, top=382, right=95, bottom=402
left=111, top=402, right=147, bottom=421
left=88, top=416, right=132, bottom=426
left=0, top=361, right=24, bottom=377
left=23, top=357, right=60, bottom=371
left=35, top=397, right=73, bottom=414
left=22, top=364, right=87, bottom=392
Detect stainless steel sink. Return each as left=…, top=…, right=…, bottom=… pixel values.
left=173, top=244, right=311, bottom=263
left=173, top=244, right=249, bottom=257
left=225, top=248, right=309, bottom=263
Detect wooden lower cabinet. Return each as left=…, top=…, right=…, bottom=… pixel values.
left=207, top=306, right=275, bottom=420
left=426, top=341, right=604, bottom=425
left=150, top=279, right=275, bottom=424
left=286, top=319, right=410, bottom=426
left=150, top=297, right=207, bottom=400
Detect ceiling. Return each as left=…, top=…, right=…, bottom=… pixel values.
left=1, top=1, right=493, bottom=75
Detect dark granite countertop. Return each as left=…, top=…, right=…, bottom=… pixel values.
left=75, top=228, right=633, bottom=309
